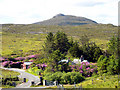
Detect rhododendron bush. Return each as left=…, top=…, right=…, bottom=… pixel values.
left=2, top=61, right=23, bottom=68
left=36, top=63, right=47, bottom=70
left=69, top=62, right=97, bottom=77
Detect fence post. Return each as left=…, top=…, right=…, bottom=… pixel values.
left=43, top=80, right=47, bottom=86
left=54, top=81, right=57, bottom=86
left=74, top=82, right=76, bottom=88
left=40, top=77, right=43, bottom=85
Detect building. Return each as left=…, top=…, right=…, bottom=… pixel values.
left=22, top=62, right=33, bottom=69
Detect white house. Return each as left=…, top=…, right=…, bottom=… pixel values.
left=72, top=59, right=81, bottom=64
left=72, top=59, right=89, bottom=64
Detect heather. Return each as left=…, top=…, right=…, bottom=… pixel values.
left=1, top=54, right=38, bottom=68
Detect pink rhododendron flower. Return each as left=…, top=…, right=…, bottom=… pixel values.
left=91, top=69, right=94, bottom=72
left=80, top=70, right=83, bottom=73
left=26, top=54, right=38, bottom=59
left=15, top=57, right=26, bottom=61
left=86, top=67, right=90, bottom=70
left=79, top=65, right=82, bottom=70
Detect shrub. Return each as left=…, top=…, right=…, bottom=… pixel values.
left=43, top=72, right=85, bottom=84
left=69, top=62, right=97, bottom=77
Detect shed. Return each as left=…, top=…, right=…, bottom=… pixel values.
left=22, top=62, right=33, bottom=69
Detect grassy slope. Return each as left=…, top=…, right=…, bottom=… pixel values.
left=32, top=74, right=119, bottom=88
left=76, top=75, right=119, bottom=88
left=2, top=24, right=118, bottom=56
left=44, top=75, right=119, bottom=88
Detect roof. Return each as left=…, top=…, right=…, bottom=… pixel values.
left=24, top=62, right=33, bottom=65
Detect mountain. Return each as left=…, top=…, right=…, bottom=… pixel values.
left=33, top=13, right=97, bottom=25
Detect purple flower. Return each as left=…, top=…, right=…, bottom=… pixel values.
left=91, top=69, right=94, bottom=72
left=86, top=67, right=90, bottom=70
left=0, top=57, right=5, bottom=61
left=42, top=63, right=47, bottom=67
left=26, top=54, right=38, bottom=59
left=81, top=62, right=85, bottom=65
left=79, top=65, right=82, bottom=70
left=88, top=75, right=90, bottom=77
left=15, top=57, right=26, bottom=61
left=80, top=70, right=83, bottom=73
left=2, top=61, right=10, bottom=67
left=86, top=62, right=90, bottom=66
left=36, top=63, right=47, bottom=70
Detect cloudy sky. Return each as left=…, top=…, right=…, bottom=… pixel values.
left=0, top=0, right=118, bottom=25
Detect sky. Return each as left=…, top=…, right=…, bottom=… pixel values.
left=0, top=0, right=119, bottom=25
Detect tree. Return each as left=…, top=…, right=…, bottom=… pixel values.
left=82, top=42, right=103, bottom=62
left=97, top=55, right=109, bottom=76
left=107, top=55, right=120, bottom=74
left=43, top=32, right=55, bottom=58
left=107, top=36, right=120, bottom=74
left=69, top=37, right=74, bottom=47
left=54, top=31, right=70, bottom=54
left=69, top=41, right=83, bottom=58
left=107, top=36, right=118, bottom=56
left=47, top=50, right=65, bottom=72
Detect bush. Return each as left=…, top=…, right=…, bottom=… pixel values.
left=43, top=72, right=85, bottom=84
left=69, top=62, right=97, bottom=77
left=61, top=72, right=85, bottom=84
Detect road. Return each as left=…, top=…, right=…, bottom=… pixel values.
left=1, top=67, right=41, bottom=88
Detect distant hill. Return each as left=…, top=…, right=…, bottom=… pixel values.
left=33, top=13, right=98, bottom=25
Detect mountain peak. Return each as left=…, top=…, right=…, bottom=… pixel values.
left=34, top=14, right=97, bottom=25
left=53, top=13, right=65, bottom=18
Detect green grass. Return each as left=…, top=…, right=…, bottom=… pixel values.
left=41, top=75, right=119, bottom=88
left=0, top=68, right=22, bottom=88
left=25, top=67, right=43, bottom=77
left=77, top=74, right=119, bottom=88
left=1, top=68, right=20, bottom=78
left=2, top=24, right=118, bottom=57
left=2, top=33, right=45, bottom=56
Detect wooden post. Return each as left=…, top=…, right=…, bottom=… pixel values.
left=40, top=77, right=43, bottom=85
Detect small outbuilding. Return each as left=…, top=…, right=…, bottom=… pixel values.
left=22, top=62, right=33, bottom=69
